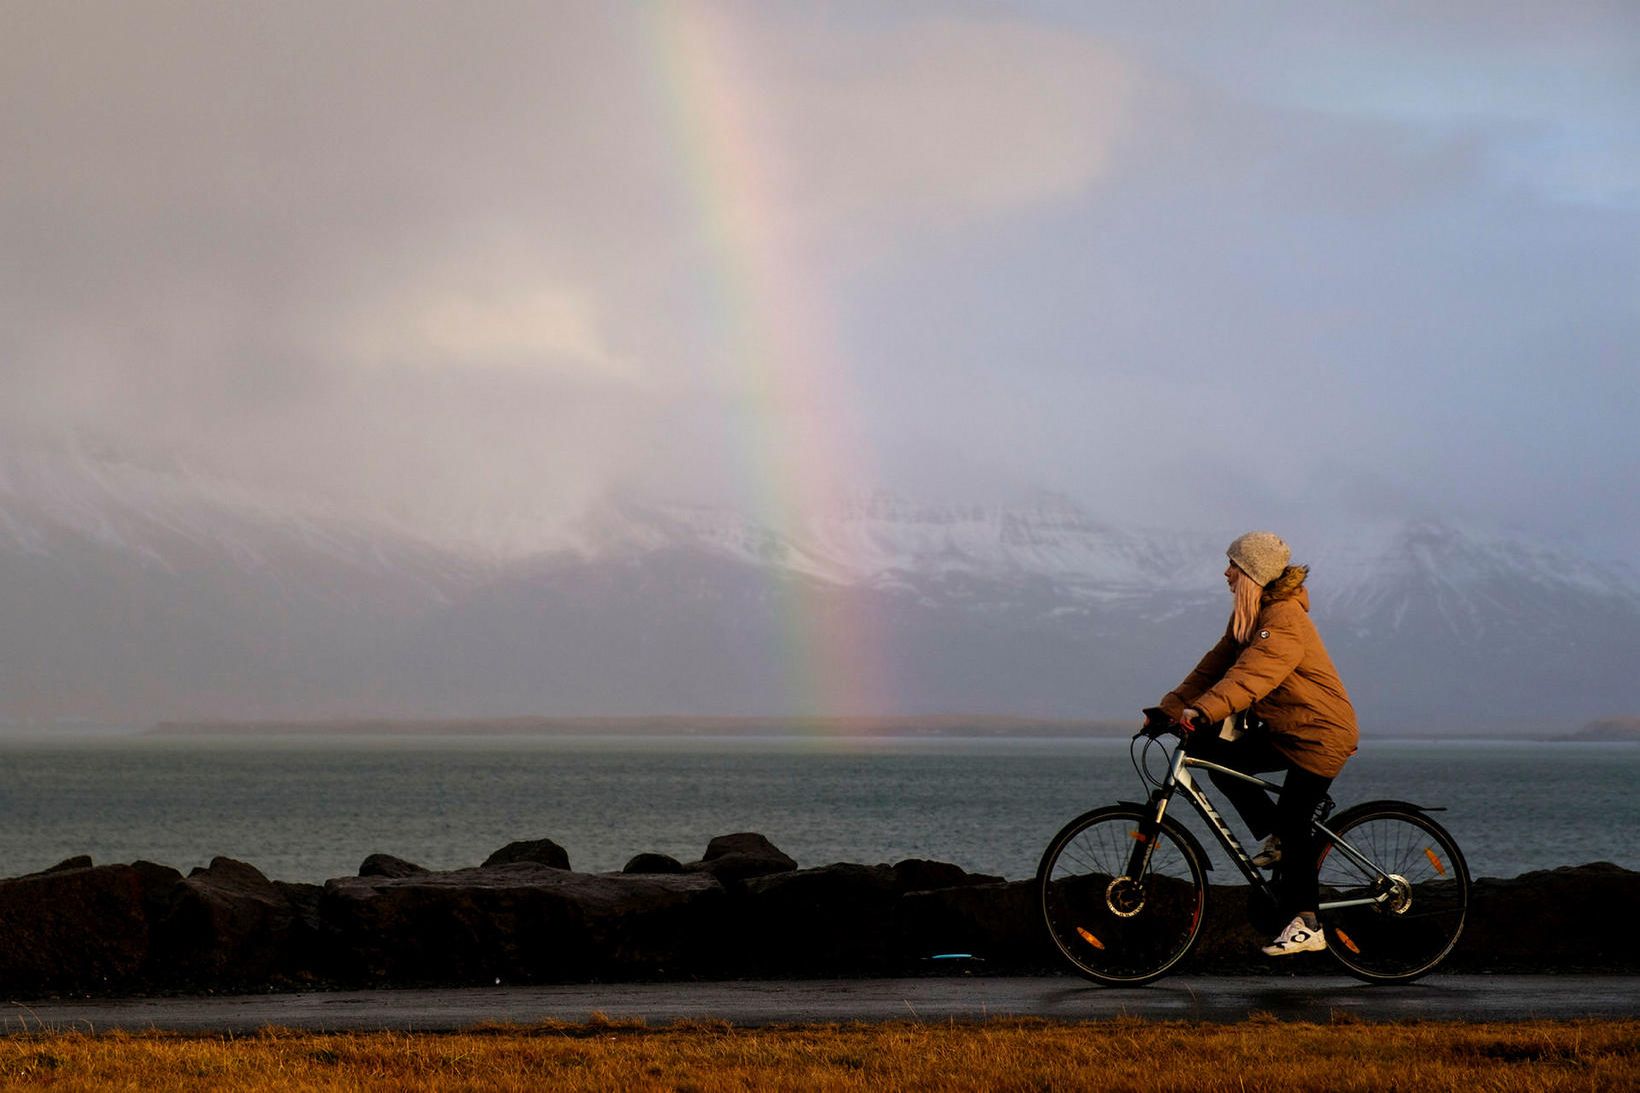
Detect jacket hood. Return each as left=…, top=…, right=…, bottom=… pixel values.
left=1261, top=564, right=1309, bottom=606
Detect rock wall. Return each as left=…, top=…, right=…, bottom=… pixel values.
left=0, top=838, right=1632, bottom=996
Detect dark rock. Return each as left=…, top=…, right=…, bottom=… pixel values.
left=0, top=861, right=182, bottom=991
left=1045, top=863, right=1640, bottom=977
left=1450, top=862, right=1640, bottom=972
left=1187, top=884, right=1283, bottom=972
left=623, top=852, right=685, bottom=875
left=703, top=833, right=791, bottom=862
left=275, top=880, right=325, bottom=943
left=6, top=856, right=1635, bottom=992
left=687, top=854, right=795, bottom=885
left=319, top=864, right=728, bottom=983
left=360, top=853, right=429, bottom=879
left=734, top=864, right=903, bottom=973
left=687, top=832, right=797, bottom=884
left=37, top=855, right=95, bottom=875
left=898, top=879, right=1057, bottom=969
left=483, top=838, right=571, bottom=871
left=891, top=859, right=1002, bottom=892
left=152, top=856, right=320, bottom=984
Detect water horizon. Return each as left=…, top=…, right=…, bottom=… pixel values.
left=0, top=735, right=1632, bottom=885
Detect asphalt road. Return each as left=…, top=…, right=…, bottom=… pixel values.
left=5, top=976, right=1636, bottom=1033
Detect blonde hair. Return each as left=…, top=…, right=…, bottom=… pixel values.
left=1230, top=564, right=1264, bottom=644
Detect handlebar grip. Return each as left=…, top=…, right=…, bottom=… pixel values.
left=1139, top=707, right=1194, bottom=739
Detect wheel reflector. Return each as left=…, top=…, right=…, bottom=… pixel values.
left=1075, top=927, right=1105, bottom=950
left=1334, top=928, right=1360, bottom=954
left=1425, top=848, right=1446, bottom=875
left=1129, top=830, right=1146, bottom=842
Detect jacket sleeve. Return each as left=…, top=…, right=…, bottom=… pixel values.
left=1159, top=633, right=1239, bottom=718
left=1190, top=602, right=1306, bottom=722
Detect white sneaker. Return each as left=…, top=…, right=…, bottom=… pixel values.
left=1251, top=835, right=1282, bottom=869
left=1262, top=915, right=1327, bottom=956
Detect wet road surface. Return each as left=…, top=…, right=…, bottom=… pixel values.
left=6, top=976, right=1636, bottom=1033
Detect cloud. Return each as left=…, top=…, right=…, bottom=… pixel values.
left=0, top=2, right=1144, bottom=547
left=824, top=35, right=1638, bottom=548
left=742, top=13, right=1134, bottom=245
left=340, top=266, right=637, bottom=383
left=0, top=2, right=1634, bottom=555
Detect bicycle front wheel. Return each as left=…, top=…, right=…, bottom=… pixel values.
left=1037, top=805, right=1208, bottom=986
left=1316, top=804, right=1469, bottom=983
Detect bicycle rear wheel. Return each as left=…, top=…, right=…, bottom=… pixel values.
left=1316, top=803, right=1469, bottom=983
left=1037, top=805, right=1208, bottom=985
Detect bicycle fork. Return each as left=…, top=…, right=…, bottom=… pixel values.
left=1124, top=747, right=1189, bottom=878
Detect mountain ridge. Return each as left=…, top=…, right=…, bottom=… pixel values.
left=2, top=441, right=1635, bottom=728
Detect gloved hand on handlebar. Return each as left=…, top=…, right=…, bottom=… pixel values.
left=1140, top=706, right=1194, bottom=737
left=1140, top=705, right=1205, bottom=738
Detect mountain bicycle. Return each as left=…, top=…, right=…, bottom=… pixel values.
left=1037, top=715, right=1469, bottom=985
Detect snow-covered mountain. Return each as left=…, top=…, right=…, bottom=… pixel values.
left=586, top=494, right=1218, bottom=596
left=2, top=441, right=1635, bottom=730
left=0, top=439, right=474, bottom=592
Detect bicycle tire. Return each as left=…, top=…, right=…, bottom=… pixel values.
left=1315, top=803, right=1469, bottom=983
left=1037, top=804, right=1209, bottom=986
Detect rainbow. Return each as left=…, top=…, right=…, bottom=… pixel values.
left=634, top=2, right=887, bottom=722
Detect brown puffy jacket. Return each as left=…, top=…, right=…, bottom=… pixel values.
left=1159, top=565, right=1358, bottom=778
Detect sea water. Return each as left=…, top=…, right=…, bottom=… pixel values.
left=0, top=735, right=1631, bottom=883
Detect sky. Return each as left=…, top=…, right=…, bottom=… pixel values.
left=4, top=0, right=1637, bottom=556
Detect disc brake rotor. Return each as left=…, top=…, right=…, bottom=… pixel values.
left=1105, top=875, right=1146, bottom=917
left=1384, top=873, right=1413, bottom=914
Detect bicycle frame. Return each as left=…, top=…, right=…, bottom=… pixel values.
left=1130, top=739, right=1391, bottom=912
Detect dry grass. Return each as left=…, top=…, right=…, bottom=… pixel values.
left=0, top=1015, right=1633, bottom=1091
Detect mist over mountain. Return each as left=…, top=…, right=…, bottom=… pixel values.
left=2, top=441, right=1635, bottom=732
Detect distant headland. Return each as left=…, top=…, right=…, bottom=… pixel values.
left=144, top=716, right=1137, bottom=739
left=141, top=714, right=1640, bottom=741
left=1561, top=717, right=1640, bottom=742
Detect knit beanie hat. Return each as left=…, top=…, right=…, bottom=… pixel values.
left=1226, top=531, right=1291, bottom=587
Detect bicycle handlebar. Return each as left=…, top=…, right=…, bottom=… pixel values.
left=1137, top=707, right=1204, bottom=740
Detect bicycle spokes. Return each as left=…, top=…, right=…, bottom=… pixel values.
left=1037, top=806, right=1209, bottom=985
left=1316, top=808, right=1469, bottom=982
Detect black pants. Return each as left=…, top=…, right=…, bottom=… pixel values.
left=1186, top=730, right=1333, bottom=921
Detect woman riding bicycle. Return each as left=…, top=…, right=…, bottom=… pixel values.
left=1153, top=531, right=1358, bottom=957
